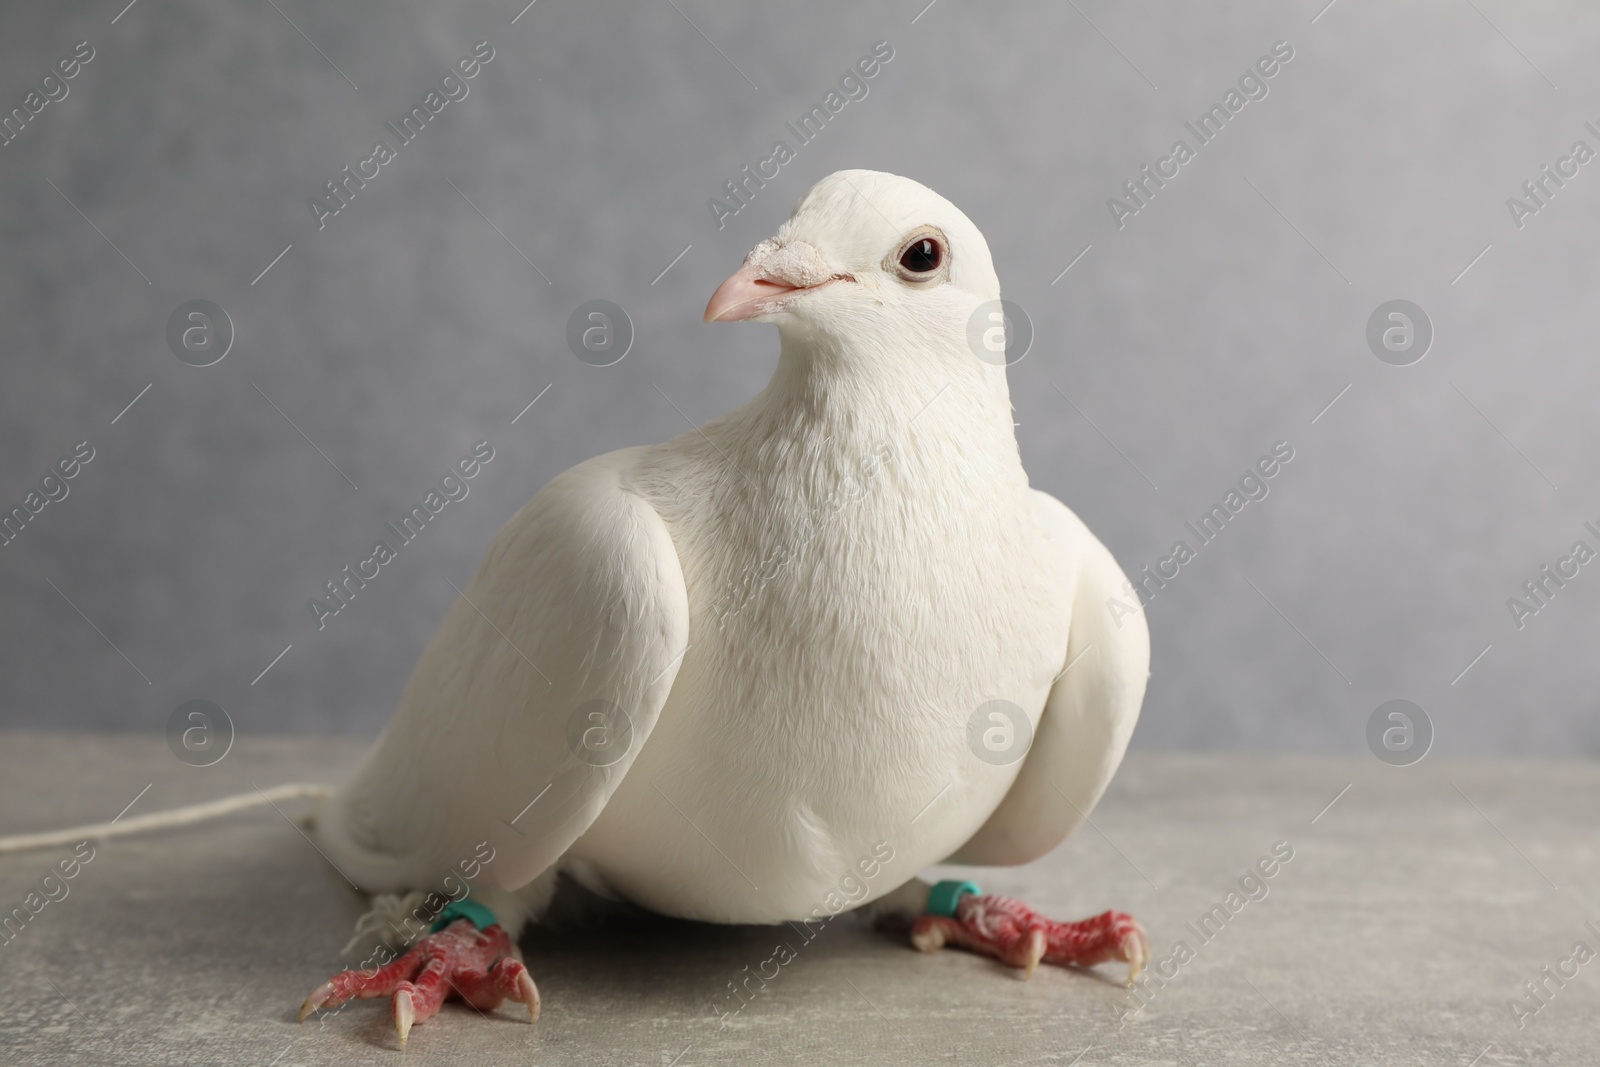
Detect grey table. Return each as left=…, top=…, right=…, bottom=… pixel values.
left=0, top=733, right=1595, bottom=1065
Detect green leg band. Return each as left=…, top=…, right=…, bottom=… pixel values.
left=430, top=898, right=499, bottom=933
left=925, top=880, right=981, bottom=917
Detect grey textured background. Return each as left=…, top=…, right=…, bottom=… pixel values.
left=1, top=0, right=1596, bottom=755
left=7, top=738, right=1599, bottom=1065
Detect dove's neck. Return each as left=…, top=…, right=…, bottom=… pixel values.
left=733, top=328, right=1023, bottom=478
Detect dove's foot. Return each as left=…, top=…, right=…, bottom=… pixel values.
left=910, top=885, right=1147, bottom=985
left=298, top=918, right=539, bottom=1048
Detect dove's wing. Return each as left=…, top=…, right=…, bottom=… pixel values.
left=313, top=446, right=689, bottom=894
left=946, top=489, right=1150, bottom=866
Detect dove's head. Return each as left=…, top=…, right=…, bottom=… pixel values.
left=704, top=170, right=1002, bottom=363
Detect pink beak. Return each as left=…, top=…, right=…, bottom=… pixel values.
left=702, top=263, right=804, bottom=323
left=703, top=241, right=843, bottom=323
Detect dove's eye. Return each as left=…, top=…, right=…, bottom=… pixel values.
left=888, top=227, right=950, bottom=284
left=900, top=238, right=940, bottom=274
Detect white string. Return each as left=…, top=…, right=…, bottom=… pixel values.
left=0, top=783, right=333, bottom=855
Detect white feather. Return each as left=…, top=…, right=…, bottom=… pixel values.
left=311, top=170, right=1149, bottom=932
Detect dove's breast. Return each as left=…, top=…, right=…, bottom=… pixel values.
left=569, top=425, right=1076, bottom=923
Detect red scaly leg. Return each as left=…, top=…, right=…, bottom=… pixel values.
left=452, top=956, right=540, bottom=1018
left=296, top=942, right=427, bottom=1020
left=911, top=894, right=1148, bottom=984
left=298, top=919, right=540, bottom=1047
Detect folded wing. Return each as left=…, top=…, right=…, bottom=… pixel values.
left=313, top=446, right=690, bottom=894
left=947, top=489, right=1150, bottom=866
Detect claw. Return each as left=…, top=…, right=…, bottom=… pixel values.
left=515, top=969, right=541, bottom=1024
left=1123, top=929, right=1147, bottom=987
left=1020, top=928, right=1047, bottom=979
left=910, top=897, right=1149, bottom=985
left=393, top=989, right=414, bottom=1048
left=303, top=920, right=537, bottom=1039
left=909, top=920, right=947, bottom=954
left=298, top=980, right=334, bottom=1023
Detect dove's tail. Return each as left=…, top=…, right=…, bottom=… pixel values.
left=0, top=783, right=332, bottom=855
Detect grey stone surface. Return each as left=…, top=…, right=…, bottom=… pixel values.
left=1, top=733, right=1596, bottom=1065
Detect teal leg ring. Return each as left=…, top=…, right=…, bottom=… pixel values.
left=430, top=898, right=499, bottom=933
left=925, top=880, right=981, bottom=918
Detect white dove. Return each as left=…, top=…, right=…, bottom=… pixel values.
left=299, top=169, right=1151, bottom=1045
